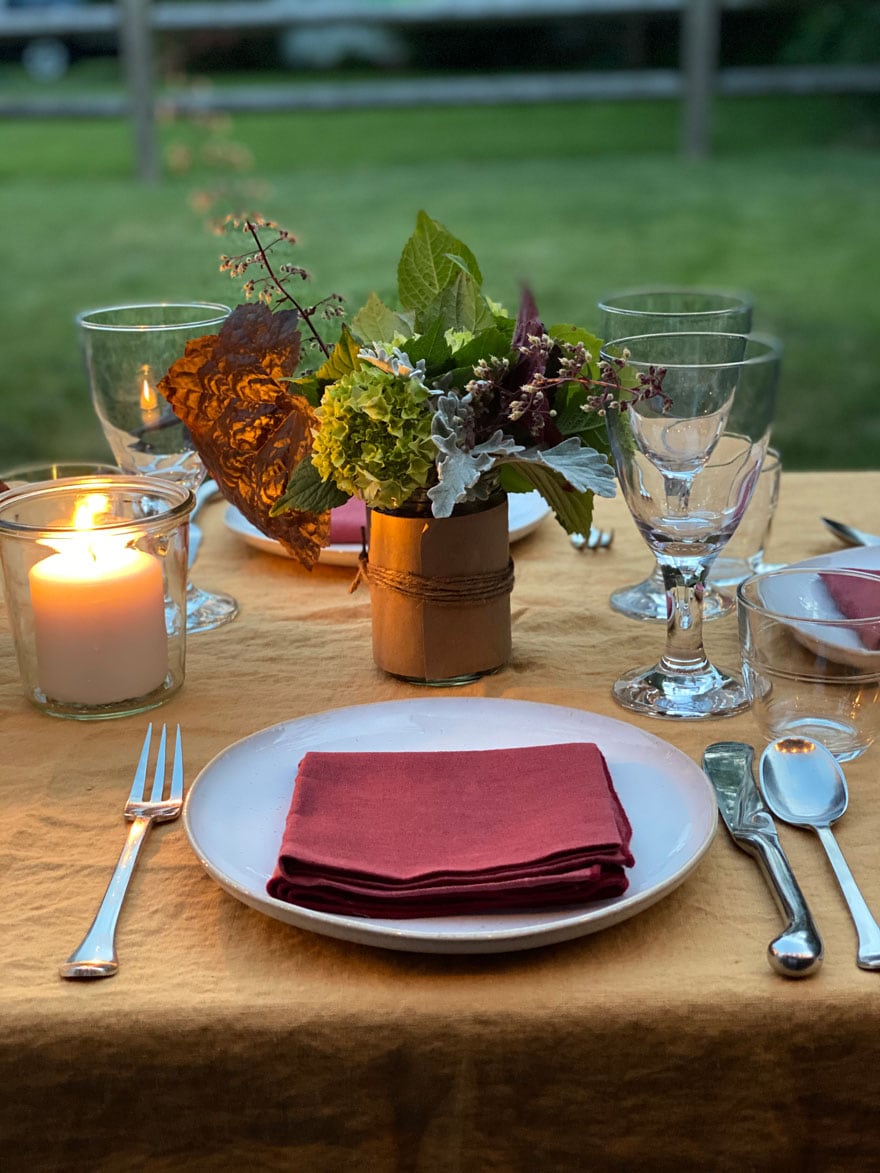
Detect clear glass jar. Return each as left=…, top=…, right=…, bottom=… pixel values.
left=0, top=475, right=193, bottom=719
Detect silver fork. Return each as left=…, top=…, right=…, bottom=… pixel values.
left=570, top=527, right=614, bottom=552
left=60, top=723, right=184, bottom=980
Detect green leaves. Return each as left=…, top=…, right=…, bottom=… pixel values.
left=291, top=324, right=362, bottom=406
left=350, top=292, right=411, bottom=345
left=493, top=440, right=615, bottom=533
left=395, top=210, right=498, bottom=337
left=499, top=462, right=597, bottom=537
left=415, top=273, right=496, bottom=336
left=548, top=324, right=604, bottom=371
left=279, top=210, right=624, bottom=532
left=405, top=318, right=452, bottom=371
left=397, top=210, right=482, bottom=315
left=272, top=458, right=349, bottom=516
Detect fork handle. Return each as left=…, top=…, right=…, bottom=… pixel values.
left=59, top=816, right=152, bottom=980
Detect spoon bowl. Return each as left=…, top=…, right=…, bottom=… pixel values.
left=760, top=737, right=880, bottom=971
left=760, top=737, right=848, bottom=828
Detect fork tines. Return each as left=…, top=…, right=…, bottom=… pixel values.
left=127, top=723, right=184, bottom=818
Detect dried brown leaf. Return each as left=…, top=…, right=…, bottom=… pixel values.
left=159, top=302, right=329, bottom=568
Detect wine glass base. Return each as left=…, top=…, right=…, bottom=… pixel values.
left=610, top=575, right=734, bottom=622
left=186, top=582, right=239, bottom=634
left=709, top=558, right=785, bottom=589
left=612, top=662, right=751, bottom=720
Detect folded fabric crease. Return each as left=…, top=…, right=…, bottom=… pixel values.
left=267, top=742, right=634, bottom=918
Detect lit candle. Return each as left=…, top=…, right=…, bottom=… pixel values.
left=28, top=494, right=168, bottom=705
left=140, top=367, right=162, bottom=429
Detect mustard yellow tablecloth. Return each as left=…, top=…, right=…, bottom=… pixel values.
left=2, top=472, right=879, bottom=1172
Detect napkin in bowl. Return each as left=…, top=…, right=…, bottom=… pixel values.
left=266, top=742, right=634, bottom=918
left=328, top=497, right=367, bottom=545
left=819, top=568, right=880, bottom=650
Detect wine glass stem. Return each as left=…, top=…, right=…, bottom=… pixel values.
left=658, top=563, right=711, bottom=674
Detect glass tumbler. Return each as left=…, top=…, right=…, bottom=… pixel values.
left=709, top=447, right=782, bottom=588
left=0, top=475, right=193, bottom=719
left=738, top=566, right=880, bottom=761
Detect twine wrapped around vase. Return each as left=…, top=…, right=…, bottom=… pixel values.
left=365, top=495, right=513, bottom=684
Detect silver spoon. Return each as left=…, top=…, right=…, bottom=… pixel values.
left=760, top=737, right=880, bottom=971
left=821, top=517, right=880, bottom=548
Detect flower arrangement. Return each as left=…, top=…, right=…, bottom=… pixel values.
left=162, top=210, right=660, bottom=569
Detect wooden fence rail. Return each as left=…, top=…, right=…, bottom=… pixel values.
left=0, top=0, right=756, bottom=36
left=1, top=1, right=877, bottom=180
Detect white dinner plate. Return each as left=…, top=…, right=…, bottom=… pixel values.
left=223, top=491, right=552, bottom=566
left=183, top=698, right=717, bottom=954
left=762, top=545, right=880, bottom=669
left=789, top=545, right=880, bottom=575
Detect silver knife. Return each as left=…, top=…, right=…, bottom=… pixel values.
left=703, top=741, right=823, bottom=978
left=821, top=517, right=880, bottom=548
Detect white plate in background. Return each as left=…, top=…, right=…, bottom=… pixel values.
left=224, top=492, right=552, bottom=566
left=760, top=546, right=880, bottom=669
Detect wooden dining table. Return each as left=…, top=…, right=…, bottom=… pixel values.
left=2, top=470, right=879, bottom=1172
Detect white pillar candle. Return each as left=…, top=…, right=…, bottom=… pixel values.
left=29, top=536, right=168, bottom=706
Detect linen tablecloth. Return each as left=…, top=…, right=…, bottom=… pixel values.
left=2, top=471, right=879, bottom=1171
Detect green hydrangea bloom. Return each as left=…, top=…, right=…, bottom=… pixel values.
left=312, top=364, right=436, bottom=510
left=444, top=327, right=476, bottom=352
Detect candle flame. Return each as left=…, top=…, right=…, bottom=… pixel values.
left=140, top=377, right=159, bottom=417
left=38, top=492, right=117, bottom=557
left=73, top=493, right=111, bottom=530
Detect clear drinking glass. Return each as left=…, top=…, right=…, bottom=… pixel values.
left=602, top=332, right=781, bottom=719
left=597, top=289, right=754, bottom=622
left=77, top=302, right=237, bottom=634
left=709, top=446, right=782, bottom=588
left=738, top=567, right=880, bottom=761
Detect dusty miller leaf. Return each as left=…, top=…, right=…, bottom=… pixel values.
left=517, top=437, right=617, bottom=497
left=500, top=462, right=596, bottom=536
left=427, top=394, right=523, bottom=515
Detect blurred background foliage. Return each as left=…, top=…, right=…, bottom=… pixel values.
left=0, top=0, right=878, bottom=472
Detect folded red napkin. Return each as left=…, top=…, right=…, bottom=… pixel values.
left=819, top=568, right=880, bottom=650
left=329, top=497, right=367, bottom=544
left=266, top=742, right=635, bottom=918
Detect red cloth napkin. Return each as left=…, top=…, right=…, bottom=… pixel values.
left=329, top=497, right=367, bottom=544
left=266, top=742, right=635, bottom=918
left=819, top=569, right=880, bottom=650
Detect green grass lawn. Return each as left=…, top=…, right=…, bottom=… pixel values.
left=1, top=83, right=878, bottom=471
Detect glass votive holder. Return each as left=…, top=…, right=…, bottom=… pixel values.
left=709, top=447, right=782, bottom=588
left=738, top=566, right=880, bottom=761
left=0, top=460, right=119, bottom=489
left=0, top=475, right=193, bottom=719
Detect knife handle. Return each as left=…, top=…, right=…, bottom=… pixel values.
left=738, top=832, right=824, bottom=977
